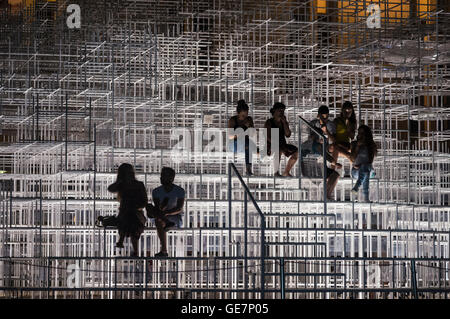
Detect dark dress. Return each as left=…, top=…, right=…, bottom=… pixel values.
left=265, top=118, right=298, bottom=156
left=229, top=115, right=255, bottom=165
left=108, top=180, right=148, bottom=239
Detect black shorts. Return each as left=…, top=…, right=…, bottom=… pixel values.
left=280, top=144, right=298, bottom=157
left=326, top=167, right=336, bottom=178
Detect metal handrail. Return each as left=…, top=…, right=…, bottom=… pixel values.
left=228, top=162, right=266, bottom=299
left=298, top=115, right=329, bottom=214
left=1, top=256, right=440, bottom=299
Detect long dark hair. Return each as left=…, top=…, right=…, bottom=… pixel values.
left=357, top=125, right=377, bottom=162
left=340, top=101, right=357, bottom=127
left=116, top=163, right=136, bottom=183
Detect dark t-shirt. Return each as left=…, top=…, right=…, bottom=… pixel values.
left=264, top=117, right=288, bottom=146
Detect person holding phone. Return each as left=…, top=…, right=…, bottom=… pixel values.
left=264, top=102, right=298, bottom=177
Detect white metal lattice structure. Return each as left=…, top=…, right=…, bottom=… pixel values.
left=0, top=0, right=449, bottom=299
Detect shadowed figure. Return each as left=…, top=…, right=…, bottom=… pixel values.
left=228, top=99, right=256, bottom=176
left=264, top=102, right=298, bottom=177
left=300, top=105, right=340, bottom=200
left=147, top=167, right=185, bottom=258
left=350, top=125, right=378, bottom=202
left=99, top=163, right=148, bottom=256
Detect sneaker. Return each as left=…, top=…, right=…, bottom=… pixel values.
left=351, top=189, right=358, bottom=201
left=155, top=251, right=168, bottom=258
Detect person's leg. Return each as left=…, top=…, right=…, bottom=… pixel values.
left=244, top=136, right=253, bottom=175
left=274, top=152, right=282, bottom=176
left=335, top=143, right=352, bottom=163
left=326, top=170, right=340, bottom=200
left=155, top=218, right=167, bottom=254
left=352, top=168, right=363, bottom=192
left=147, top=204, right=175, bottom=228
left=328, top=144, right=338, bottom=169
left=116, top=232, right=125, bottom=248
left=283, top=151, right=298, bottom=177
left=360, top=164, right=371, bottom=201
left=328, top=144, right=343, bottom=169
left=131, top=236, right=139, bottom=256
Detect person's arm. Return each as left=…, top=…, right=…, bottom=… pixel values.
left=351, top=142, right=361, bottom=168
left=163, top=198, right=185, bottom=216
left=248, top=116, right=255, bottom=128
left=137, top=182, right=148, bottom=209
left=108, top=182, right=120, bottom=201
left=264, top=119, right=272, bottom=144
left=107, top=182, right=119, bottom=193
left=322, top=119, right=335, bottom=144
left=308, top=120, right=320, bottom=142
left=347, top=120, right=356, bottom=140
left=152, top=189, right=161, bottom=209
left=281, top=115, right=291, bottom=138
left=228, top=117, right=236, bottom=139
left=369, top=143, right=377, bottom=164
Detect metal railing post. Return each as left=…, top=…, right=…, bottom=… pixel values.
left=298, top=116, right=328, bottom=214
left=244, top=191, right=248, bottom=293
left=411, top=260, right=418, bottom=299
left=323, top=138, right=328, bottom=212
left=228, top=163, right=265, bottom=299
left=228, top=163, right=232, bottom=255
left=298, top=119, right=302, bottom=189
left=280, top=257, right=285, bottom=299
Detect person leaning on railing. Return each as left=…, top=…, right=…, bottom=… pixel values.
left=300, top=105, right=341, bottom=200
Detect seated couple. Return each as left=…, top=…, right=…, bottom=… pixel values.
left=96, top=164, right=185, bottom=257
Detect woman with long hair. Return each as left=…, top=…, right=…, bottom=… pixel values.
left=350, top=125, right=377, bottom=202
left=330, top=101, right=357, bottom=167
left=102, top=163, right=148, bottom=256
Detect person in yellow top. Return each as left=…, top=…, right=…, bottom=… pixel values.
left=330, top=101, right=357, bottom=166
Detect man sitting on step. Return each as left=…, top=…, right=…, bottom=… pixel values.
left=147, top=167, right=185, bottom=258
left=300, top=105, right=340, bottom=200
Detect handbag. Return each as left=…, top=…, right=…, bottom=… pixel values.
left=96, top=215, right=118, bottom=228
left=146, top=203, right=159, bottom=218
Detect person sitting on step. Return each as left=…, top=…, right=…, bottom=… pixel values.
left=331, top=101, right=357, bottom=169
left=228, top=99, right=257, bottom=176
left=264, top=102, right=298, bottom=177
left=148, top=167, right=185, bottom=258
left=99, top=163, right=148, bottom=257
left=300, top=105, right=341, bottom=200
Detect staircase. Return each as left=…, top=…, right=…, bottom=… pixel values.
left=0, top=0, right=449, bottom=299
